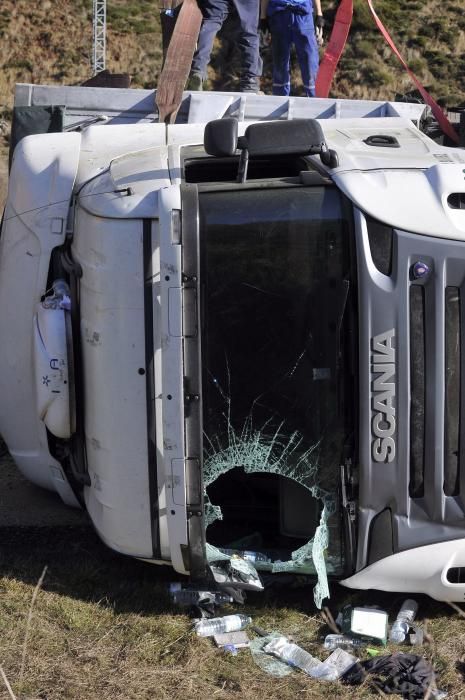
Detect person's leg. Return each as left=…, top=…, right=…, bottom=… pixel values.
left=232, top=0, right=262, bottom=92
left=269, top=10, right=292, bottom=96
left=292, top=13, right=319, bottom=97
left=160, top=4, right=183, bottom=65
left=190, top=0, right=230, bottom=82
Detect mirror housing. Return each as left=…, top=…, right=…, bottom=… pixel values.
left=204, top=118, right=238, bottom=157
left=242, top=119, right=326, bottom=157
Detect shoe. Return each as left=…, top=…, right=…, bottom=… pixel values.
left=239, top=78, right=260, bottom=93
left=187, top=73, right=203, bottom=91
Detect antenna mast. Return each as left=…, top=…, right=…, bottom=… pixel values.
left=92, top=0, right=106, bottom=74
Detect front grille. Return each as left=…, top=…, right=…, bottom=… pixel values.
left=366, top=216, right=393, bottom=276
left=357, top=220, right=465, bottom=568
left=408, top=275, right=465, bottom=517
left=409, top=285, right=425, bottom=498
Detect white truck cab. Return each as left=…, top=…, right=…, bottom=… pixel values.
left=2, top=84, right=465, bottom=605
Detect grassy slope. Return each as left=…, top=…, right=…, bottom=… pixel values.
left=0, top=527, right=464, bottom=700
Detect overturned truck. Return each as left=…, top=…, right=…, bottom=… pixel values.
left=1, top=84, right=465, bottom=604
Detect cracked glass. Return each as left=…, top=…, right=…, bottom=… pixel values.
left=198, top=184, right=354, bottom=606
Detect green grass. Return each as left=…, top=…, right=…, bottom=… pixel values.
left=106, top=1, right=160, bottom=35
left=0, top=526, right=463, bottom=699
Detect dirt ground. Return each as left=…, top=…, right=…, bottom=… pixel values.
left=0, top=440, right=86, bottom=526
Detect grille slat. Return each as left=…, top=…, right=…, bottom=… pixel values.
left=409, top=284, right=425, bottom=498
left=444, top=286, right=461, bottom=497
left=421, top=277, right=446, bottom=521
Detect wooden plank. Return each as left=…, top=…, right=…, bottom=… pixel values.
left=156, top=0, right=203, bottom=124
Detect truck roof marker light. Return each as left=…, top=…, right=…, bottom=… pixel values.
left=412, top=261, right=430, bottom=280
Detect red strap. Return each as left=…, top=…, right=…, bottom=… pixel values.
left=365, top=0, right=458, bottom=143
left=316, top=0, right=458, bottom=144
left=315, top=0, right=353, bottom=99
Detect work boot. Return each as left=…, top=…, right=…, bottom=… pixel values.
left=239, top=77, right=260, bottom=93
left=187, top=72, right=204, bottom=91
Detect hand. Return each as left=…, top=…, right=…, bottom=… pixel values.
left=259, top=17, right=270, bottom=33
left=315, top=14, right=324, bottom=46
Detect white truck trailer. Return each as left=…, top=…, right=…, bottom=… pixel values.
left=1, top=84, right=465, bottom=605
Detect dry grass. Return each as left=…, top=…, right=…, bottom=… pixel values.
left=0, top=3, right=465, bottom=698
left=0, top=525, right=463, bottom=699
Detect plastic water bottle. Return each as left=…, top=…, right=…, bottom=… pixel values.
left=324, top=634, right=366, bottom=651
left=194, top=614, right=251, bottom=637
left=389, top=599, right=418, bottom=643
left=263, top=636, right=321, bottom=675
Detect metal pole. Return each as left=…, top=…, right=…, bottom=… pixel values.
left=92, top=0, right=106, bottom=75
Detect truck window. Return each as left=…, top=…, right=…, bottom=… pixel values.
left=184, top=155, right=311, bottom=183
left=198, top=185, right=356, bottom=575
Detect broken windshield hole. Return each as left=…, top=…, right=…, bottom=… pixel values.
left=206, top=469, right=321, bottom=555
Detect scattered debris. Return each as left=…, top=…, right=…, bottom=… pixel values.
left=249, top=632, right=294, bottom=678
left=310, top=648, right=359, bottom=681
left=188, top=595, right=449, bottom=695
left=194, top=613, right=251, bottom=637
left=408, top=626, right=425, bottom=647
left=324, top=633, right=367, bottom=651
left=342, top=652, right=444, bottom=699
left=169, top=582, right=233, bottom=610
left=339, top=605, right=388, bottom=645
left=263, top=635, right=322, bottom=675
left=214, top=630, right=250, bottom=650
left=206, top=543, right=264, bottom=592
left=263, top=637, right=357, bottom=681
left=389, top=599, right=419, bottom=643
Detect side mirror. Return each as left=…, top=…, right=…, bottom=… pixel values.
left=242, top=119, right=326, bottom=157
left=204, top=118, right=238, bottom=157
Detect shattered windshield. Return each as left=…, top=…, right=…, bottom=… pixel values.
left=199, top=184, right=355, bottom=602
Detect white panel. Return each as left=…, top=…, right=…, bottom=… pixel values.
left=188, top=93, right=234, bottom=122
left=159, top=185, right=189, bottom=574
left=315, top=117, right=465, bottom=241
left=168, top=287, right=182, bottom=337
left=152, top=220, right=171, bottom=560
left=341, top=539, right=465, bottom=602
left=15, top=83, right=426, bottom=126
left=0, top=133, right=80, bottom=494
left=76, top=123, right=166, bottom=187
left=77, top=146, right=170, bottom=220
left=170, top=459, right=187, bottom=507
left=73, top=209, right=153, bottom=557
left=33, top=306, right=70, bottom=439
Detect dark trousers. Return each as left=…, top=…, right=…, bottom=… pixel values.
left=269, top=9, right=319, bottom=97
left=191, top=0, right=262, bottom=90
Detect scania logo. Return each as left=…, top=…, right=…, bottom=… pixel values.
left=371, top=329, right=396, bottom=463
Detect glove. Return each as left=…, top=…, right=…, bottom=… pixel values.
left=315, top=14, right=324, bottom=45
left=259, top=17, right=270, bottom=33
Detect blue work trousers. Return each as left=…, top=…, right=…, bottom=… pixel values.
left=191, top=0, right=262, bottom=90
left=269, top=9, right=319, bottom=97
